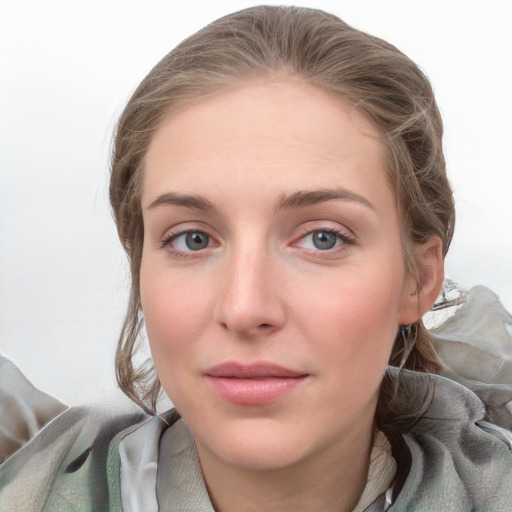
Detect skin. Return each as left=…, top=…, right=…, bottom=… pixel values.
left=140, top=81, right=443, bottom=511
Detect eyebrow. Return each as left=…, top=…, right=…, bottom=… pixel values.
left=146, top=187, right=373, bottom=213
left=274, top=187, right=374, bottom=212
left=147, top=192, right=213, bottom=211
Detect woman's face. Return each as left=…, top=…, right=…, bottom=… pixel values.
left=140, top=81, right=420, bottom=471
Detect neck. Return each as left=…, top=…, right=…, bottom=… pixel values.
left=196, top=417, right=374, bottom=512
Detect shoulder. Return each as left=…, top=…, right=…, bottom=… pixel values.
left=0, top=354, right=149, bottom=461
left=0, top=355, right=163, bottom=511
left=0, top=355, right=68, bottom=462
left=387, top=370, right=512, bottom=511
left=0, top=398, right=158, bottom=511
left=431, top=284, right=512, bottom=429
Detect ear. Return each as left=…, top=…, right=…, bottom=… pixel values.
left=399, top=235, right=444, bottom=325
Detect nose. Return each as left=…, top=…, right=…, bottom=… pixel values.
left=215, top=245, right=286, bottom=338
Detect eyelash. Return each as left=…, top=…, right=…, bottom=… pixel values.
left=159, top=226, right=356, bottom=258
left=160, top=230, right=214, bottom=258
left=295, top=227, right=356, bottom=253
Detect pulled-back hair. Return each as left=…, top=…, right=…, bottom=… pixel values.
left=110, top=5, right=455, bottom=419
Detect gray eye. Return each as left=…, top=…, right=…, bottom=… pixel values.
left=312, top=231, right=337, bottom=250
left=185, top=232, right=209, bottom=250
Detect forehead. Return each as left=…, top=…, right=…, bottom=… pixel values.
left=142, top=81, right=390, bottom=208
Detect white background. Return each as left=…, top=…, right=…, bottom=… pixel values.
left=1, top=0, right=511, bottom=406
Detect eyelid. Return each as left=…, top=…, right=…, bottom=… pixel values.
left=160, top=230, right=208, bottom=248
left=159, top=221, right=213, bottom=243
left=159, top=223, right=219, bottom=257
left=291, top=223, right=357, bottom=255
left=297, top=219, right=355, bottom=240
left=297, top=228, right=353, bottom=246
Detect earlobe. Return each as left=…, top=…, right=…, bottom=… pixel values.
left=399, top=236, right=445, bottom=325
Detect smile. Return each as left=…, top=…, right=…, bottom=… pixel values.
left=204, top=362, right=309, bottom=405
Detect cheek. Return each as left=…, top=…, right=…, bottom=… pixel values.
left=293, top=265, right=404, bottom=370
left=140, top=274, right=212, bottom=418
left=139, top=263, right=211, bottom=383
left=302, top=294, right=398, bottom=414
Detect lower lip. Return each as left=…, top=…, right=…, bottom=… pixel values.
left=206, top=376, right=307, bottom=405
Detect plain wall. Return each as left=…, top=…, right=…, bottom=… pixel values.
left=1, top=0, right=511, bottom=406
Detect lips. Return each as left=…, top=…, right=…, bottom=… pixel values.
left=204, top=362, right=308, bottom=405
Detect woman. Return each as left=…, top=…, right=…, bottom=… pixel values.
left=1, top=6, right=511, bottom=511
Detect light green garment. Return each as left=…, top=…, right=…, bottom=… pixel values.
left=1, top=285, right=512, bottom=511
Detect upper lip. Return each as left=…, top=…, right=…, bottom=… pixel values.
left=205, top=362, right=307, bottom=378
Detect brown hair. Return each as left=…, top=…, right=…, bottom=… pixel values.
left=110, top=5, right=454, bottom=416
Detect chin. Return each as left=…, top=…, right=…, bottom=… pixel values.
left=218, top=441, right=307, bottom=472
left=195, top=419, right=312, bottom=472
